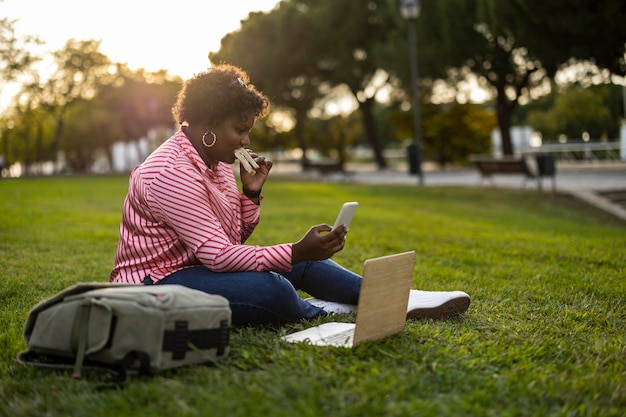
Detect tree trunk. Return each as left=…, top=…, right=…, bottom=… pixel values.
left=294, top=108, right=310, bottom=168
left=494, top=81, right=514, bottom=156
left=104, top=144, right=114, bottom=173
left=52, top=115, right=65, bottom=173
left=358, top=97, right=387, bottom=169
left=35, top=121, right=44, bottom=174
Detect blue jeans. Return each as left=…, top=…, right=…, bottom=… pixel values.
left=146, top=259, right=362, bottom=325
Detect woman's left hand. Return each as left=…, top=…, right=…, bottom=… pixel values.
left=240, top=149, right=272, bottom=192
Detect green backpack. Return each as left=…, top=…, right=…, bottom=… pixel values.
left=17, top=283, right=231, bottom=381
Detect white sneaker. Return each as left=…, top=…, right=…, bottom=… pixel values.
left=406, top=290, right=470, bottom=320
left=305, top=298, right=358, bottom=315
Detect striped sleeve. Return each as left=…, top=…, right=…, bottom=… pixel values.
left=148, top=164, right=292, bottom=273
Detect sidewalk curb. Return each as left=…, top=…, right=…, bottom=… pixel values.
left=568, top=189, right=626, bottom=222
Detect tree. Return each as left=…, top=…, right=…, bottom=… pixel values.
left=213, top=0, right=401, bottom=170
left=308, top=113, right=362, bottom=167
left=211, top=3, right=328, bottom=164
left=477, top=0, right=625, bottom=153
left=92, top=66, right=181, bottom=170
left=38, top=39, right=112, bottom=172
left=423, top=103, right=495, bottom=166
left=404, top=0, right=548, bottom=156
left=508, top=0, right=626, bottom=77
left=0, top=17, right=41, bottom=95
left=389, top=102, right=495, bottom=167
left=526, top=86, right=615, bottom=141
left=0, top=105, right=54, bottom=176
left=7, top=56, right=181, bottom=173
left=0, top=17, right=42, bottom=173
left=384, top=0, right=626, bottom=156
left=307, top=0, right=400, bottom=169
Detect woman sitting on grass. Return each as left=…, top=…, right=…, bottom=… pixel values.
left=110, top=64, right=470, bottom=325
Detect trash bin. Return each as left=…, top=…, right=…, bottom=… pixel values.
left=407, top=142, right=418, bottom=174
left=535, top=154, right=556, bottom=177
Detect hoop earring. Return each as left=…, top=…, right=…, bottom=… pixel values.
left=202, top=131, right=217, bottom=148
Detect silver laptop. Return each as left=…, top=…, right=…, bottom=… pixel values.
left=282, top=251, right=416, bottom=347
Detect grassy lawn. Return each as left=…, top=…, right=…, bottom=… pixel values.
left=1, top=175, right=624, bottom=417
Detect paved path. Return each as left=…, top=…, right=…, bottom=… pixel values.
left=365, top=167, right=620, bottom=190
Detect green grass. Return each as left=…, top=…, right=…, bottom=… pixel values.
left=1, top=175, right=625, bottom=417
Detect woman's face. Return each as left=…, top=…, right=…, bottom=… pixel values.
left=210, top=111, right=256, bottom=164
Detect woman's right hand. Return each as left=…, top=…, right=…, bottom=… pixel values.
left=291, top=224, right=348, bottom=264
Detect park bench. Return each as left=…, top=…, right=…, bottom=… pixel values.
left=302, top=159, right=345, bottom=175
left=470, top=155, right=556, bottom=192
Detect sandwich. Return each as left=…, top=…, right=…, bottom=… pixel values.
left=235, top=148, right=260, bottom=174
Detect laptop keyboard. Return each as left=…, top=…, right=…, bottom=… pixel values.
left=323, top=328, right=354, bottom=345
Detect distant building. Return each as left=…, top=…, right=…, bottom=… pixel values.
left=490, top=126, right=534, bottom=157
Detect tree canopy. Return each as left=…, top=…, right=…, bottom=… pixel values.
left=384, top=0, right=626, bottom=154
left=2, top=0, right=625, bottom=175
left=0, top=37, right=181, bottom=174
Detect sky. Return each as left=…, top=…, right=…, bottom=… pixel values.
left=0, top=0, right=280, bottom=107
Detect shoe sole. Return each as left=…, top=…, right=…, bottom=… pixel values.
left=407, top=296, right=470, bottom=320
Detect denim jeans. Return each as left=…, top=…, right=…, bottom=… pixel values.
left=146, top=259, right=362, bottom=325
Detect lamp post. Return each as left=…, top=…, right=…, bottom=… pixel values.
left=400, top=0, right=424, bottom=185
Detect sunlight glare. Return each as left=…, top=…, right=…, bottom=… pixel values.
left=1, top=0, right=280, bottom=80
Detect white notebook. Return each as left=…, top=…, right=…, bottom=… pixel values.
left=282, top=251, right=415, bottom=347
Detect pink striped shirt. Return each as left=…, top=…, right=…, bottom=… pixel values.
left=110, top=129, right=293, bottom=284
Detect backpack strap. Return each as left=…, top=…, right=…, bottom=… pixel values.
left=16, top=349, right=129, bottom=387
left=16, top=349, right=75, bottom=370
left=71, top=299, right=92, bottom=379
left=162, top=319, right=229, bottom=359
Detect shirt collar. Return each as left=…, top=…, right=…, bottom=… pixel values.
left=174, top=129, right=216, bottom=177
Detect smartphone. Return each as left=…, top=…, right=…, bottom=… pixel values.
left=332, top=202, right=359, bottom=230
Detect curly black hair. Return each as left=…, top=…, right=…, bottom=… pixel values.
left=171, top=64, right=270, bottom=126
